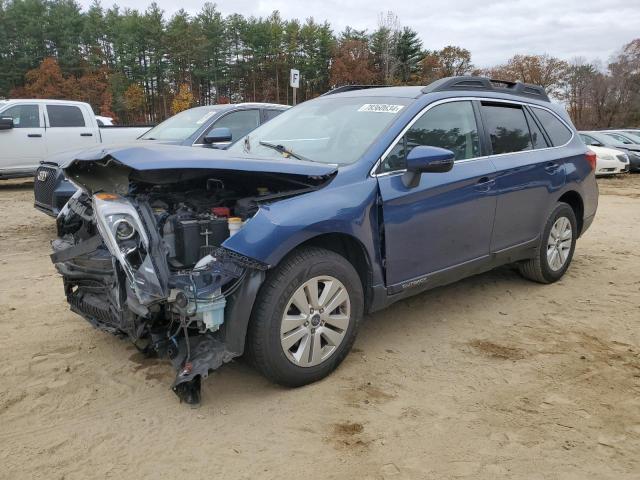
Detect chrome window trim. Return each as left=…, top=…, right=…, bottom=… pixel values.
left=370, top=96, right=576, bottom=178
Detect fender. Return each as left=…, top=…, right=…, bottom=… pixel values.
left=223, top=176, right=385, bottom=286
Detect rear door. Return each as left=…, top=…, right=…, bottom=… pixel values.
left=376, top=100, right=497, bottom=287
left=45, top=104, right=98, bottom=156
left=0, top=103, right=46, bottom=171
left=483, top=102, right=567, bottom=252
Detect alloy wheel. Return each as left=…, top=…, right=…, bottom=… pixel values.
left=280, top=276, right=351, bottom=367
left=546, top=216, right=572, bottom=271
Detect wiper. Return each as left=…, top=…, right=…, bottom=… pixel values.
left=259, top=141, right=312, bottom=162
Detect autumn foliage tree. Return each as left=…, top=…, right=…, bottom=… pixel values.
left=420, top=46, right=474, bottom=84
left=171, top=83, right=195, bottom=114
left=123, top=83, right=146, bottom=123
left=11, top=57, right=73, bottom=99
left=330, top=39, right=377, bottom=86
left=11, top=57, right=114, bottom=119
left=487, top=54, right=569, bottom=96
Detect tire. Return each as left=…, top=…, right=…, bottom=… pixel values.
left=518, top=202, right=577, bottom=284
left=247, top=247, right=363, bottom=387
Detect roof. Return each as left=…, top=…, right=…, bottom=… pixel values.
left=323, top=86, right=425, bottom=99
left=323, top=76, right=550, bottom=103
left=193, top=102, right=290, bottom=112
left=5, top=99, right=91, bottom=105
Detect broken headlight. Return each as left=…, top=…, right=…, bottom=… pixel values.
left=93, top=193, right=165, bottom=305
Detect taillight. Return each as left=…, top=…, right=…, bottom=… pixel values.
left=585, top=151, right=597, bottom=171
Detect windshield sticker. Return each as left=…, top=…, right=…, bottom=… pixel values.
left=195, top=111, right=216, bottom=124
left=358, top=104, right=404, bottom=113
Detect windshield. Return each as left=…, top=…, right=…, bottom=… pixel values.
left=603, top=132, right=636, bottom=145
left=228, top=96, right=411, bottom=164
left=618, top=131, right=640, bottom=144
left=141, top=106, right=222, bottom=141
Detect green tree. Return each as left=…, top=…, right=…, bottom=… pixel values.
left=395, top=27, right=423, bottom=83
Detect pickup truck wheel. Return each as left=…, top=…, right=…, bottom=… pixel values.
left=248, top=247, right=363, bottom=387
left=518, top=202, right=577, bottom=284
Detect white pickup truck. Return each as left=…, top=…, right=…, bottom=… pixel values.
left=0, top=99, right=152, bottom=179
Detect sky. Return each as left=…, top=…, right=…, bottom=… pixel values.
left=77, top=0, right=639, bottom=67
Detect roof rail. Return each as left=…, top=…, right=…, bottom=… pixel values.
left=421, top=76, right=550, bottom=102
left=322, top=85, right=391, bottom=96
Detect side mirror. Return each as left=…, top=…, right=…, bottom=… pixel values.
left=203, top=127, right=232, bottom=145
left=0, top=117, right=14, bottom=130
left=402, top=145, right=455, bottom=188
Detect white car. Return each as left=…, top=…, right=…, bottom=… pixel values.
left=0, top=99, right=151, bottom=179
left=589, top=145, right=629, bottom=176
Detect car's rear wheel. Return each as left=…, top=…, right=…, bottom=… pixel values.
left=247, top=247, right=363, bottom=387
left=518, top=202, right=577, bottom=284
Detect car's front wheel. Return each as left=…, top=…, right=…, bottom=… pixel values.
left=518, top=202, right=577, bottom=283
left=247, top=247, right=363, bottom=387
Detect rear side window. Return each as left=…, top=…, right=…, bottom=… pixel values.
left=1, top=104, right=40, bottom=128
left=481, top=103, right=532, bottom=154
left=531, top=107, right=572, bottom=146
left=263, top=109, right=284, bottom=122
left=382, top=100, right=480, bottom=172
left=579, top=134, right=601, bottom=146
left=47, top=105, right=85, bottom=127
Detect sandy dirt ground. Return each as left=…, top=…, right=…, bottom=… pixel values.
left=0, top=175, right=639, bottom=480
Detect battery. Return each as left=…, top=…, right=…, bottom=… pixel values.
left=175, top=219, right=201, bottom=267
left=199, top=218, right=230, bottom=257
left=175, top=217, right=231, bottom=267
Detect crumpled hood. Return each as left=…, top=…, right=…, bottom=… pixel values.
left=41, top=140, right=178, bottom=168
left=63, top=143, right=337, bottom=195
left=68, top=143, right=337, bottom=176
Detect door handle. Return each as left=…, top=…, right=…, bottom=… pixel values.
left=545, top=162, right=559, bottom=173
left=28, top=133, right=42, bottom=138
left=80, top=133, right=93, bottom=137
left=474, top=176, right=495, bottom=192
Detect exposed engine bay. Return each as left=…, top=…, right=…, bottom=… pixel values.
left=51, top=158, right=333, bottom=404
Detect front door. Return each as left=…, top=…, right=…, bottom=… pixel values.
left=0, top=103, right=46, bottom=172
left=376, top=100, right=497, bottom=287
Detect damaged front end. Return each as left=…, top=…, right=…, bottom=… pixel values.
left=51, top=147, right=335, bottom=404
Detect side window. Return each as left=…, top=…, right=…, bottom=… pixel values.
left=213, top=109, right=260, bottom=141
left=580, top=134, right=600, bottom=146
left=263, top=109, right=284, bottom=122
left=481, top=103, right=532, bottom=154
left=524, top=109, right=548, bottom=149
left=47, top=105, right=86, bottom=127
left=531, top=107, right=572, bottom=146
left=605, top=132, right=631, bottom=144
left=1, top=105, right=40, bottom=128
left=381, top=101, right=480, bottom=172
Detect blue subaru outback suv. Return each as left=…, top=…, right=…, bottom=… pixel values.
left=52, top=76, right=598, bottom=403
